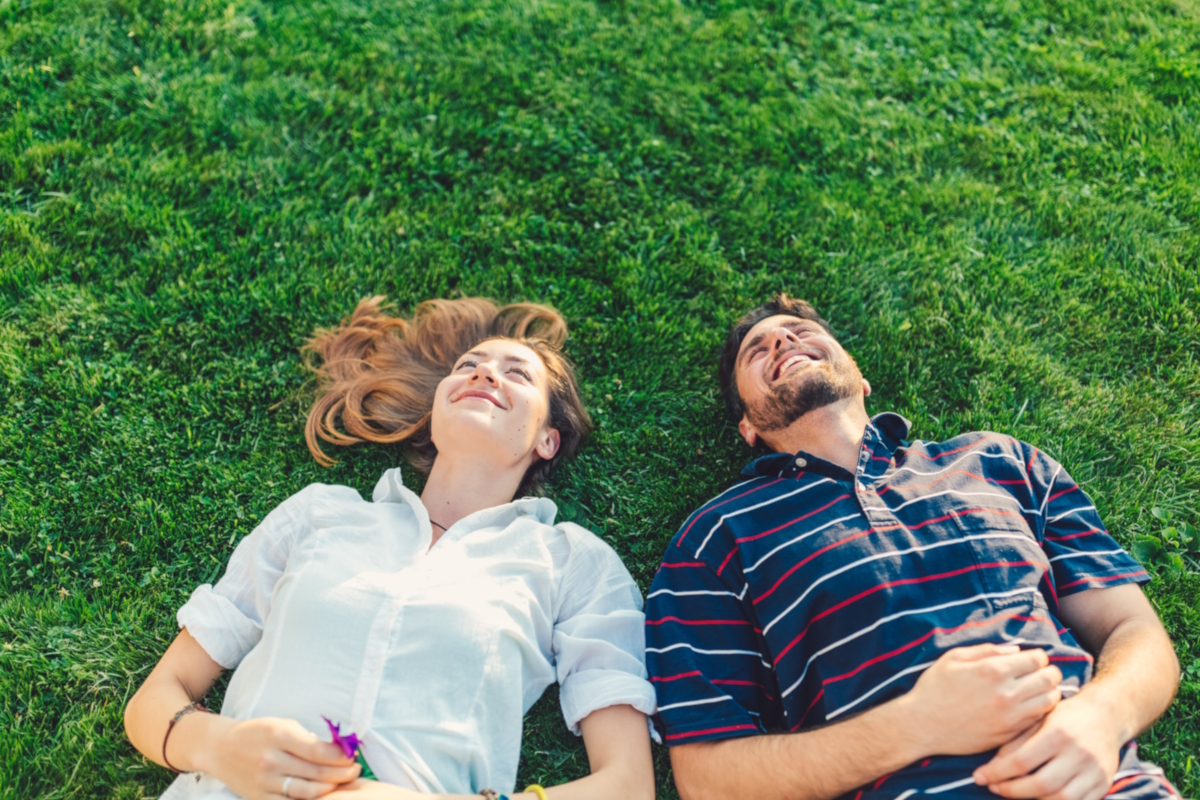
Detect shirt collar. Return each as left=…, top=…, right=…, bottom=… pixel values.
left=739, top=412, right=912, bottom=481
left=371, top=467, right=558, bottom=529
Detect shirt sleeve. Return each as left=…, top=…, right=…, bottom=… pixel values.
left=176, top=485, right=315, bottom=669
left=645, top=550, right=773, bottom=746
left=1025, top=446, right=1150, bottom=597
left=552, top=523, right=657, bottom=737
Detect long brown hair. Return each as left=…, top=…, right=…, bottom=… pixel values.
left=303, top=296, right=592, bottom=496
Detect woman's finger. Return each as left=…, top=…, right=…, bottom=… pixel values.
left=275, top=751, right=362, bottom=784
left=275, top=721, right=355, bottom=766
left=265, top=776, right=340, bottom=800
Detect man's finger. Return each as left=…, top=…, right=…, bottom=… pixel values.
left=987, top=648, right=1051, bottom=679
left=947, top=643, right=1021, bottom=662
left=987, top=754, right=1075, bottom=798
left=1009, top=665, right=1063, bottom=702
left=974, top=724, right=1050, bottom=785
left=1011, top=688, right=1061, bottom=728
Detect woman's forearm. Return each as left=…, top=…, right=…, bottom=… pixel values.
left=123, top=629, right=227, bottom=770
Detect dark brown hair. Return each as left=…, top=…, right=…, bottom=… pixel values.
left=304, top=296, right=592, bottom=496
left=717, top=294, right=833, bottom=422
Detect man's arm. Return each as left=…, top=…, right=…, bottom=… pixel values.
left=973, top=583, right=1180, bottom=800
left=671, top=644, right=1064, bottom=800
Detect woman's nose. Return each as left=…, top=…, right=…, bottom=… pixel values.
left=471, top=364, right=499, bottom=385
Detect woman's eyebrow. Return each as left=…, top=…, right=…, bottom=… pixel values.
left=463, top=350, right=533, bottom=367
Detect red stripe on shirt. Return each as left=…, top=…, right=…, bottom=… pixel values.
left=735, top=495, right=852, bottom=545
left=677, top=479, right=785, bottom=547
left=645, top=616, right=751, bottom=626
left=664, top=723, right=758, bottom=742
left=753, top=527, right=879, bottom=599
left=651, top=671, right=702, bottom=683
left=1044, top=528, right=1104, bottom=542
left=790, top=688, right=825, bottom=731
left=773, top=561, right=1044, bottom=663
left=905, top=434, right=1007, bottom=460
left=1047, top=484, right=1080, bottom=503
left=1057, top=570, right=1146, bottom=592
left=823, top=613, right=1050, bottom=685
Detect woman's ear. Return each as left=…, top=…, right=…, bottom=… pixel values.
left=535, top=427, right=561, bottom=461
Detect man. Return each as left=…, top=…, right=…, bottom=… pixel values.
left=646, top=295, right=1181, bottom=800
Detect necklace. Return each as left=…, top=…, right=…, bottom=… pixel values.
left=430, top=519, right=448, bottom=532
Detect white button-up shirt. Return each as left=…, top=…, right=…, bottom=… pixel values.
left=162, top=468, right=655, bottom=798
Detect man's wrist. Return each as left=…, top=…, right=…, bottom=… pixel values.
left=876, top=693, right=933, bottom=765
left=1075, top=680, right=1136, bottom=747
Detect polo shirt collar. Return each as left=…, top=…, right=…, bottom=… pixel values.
left=739, top=411, right=912, bottom=481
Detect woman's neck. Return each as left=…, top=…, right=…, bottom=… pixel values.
left=419, top=453, right=526, bottom=546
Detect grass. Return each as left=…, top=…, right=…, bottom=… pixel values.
left=2, top=0, right=1198, bottom=795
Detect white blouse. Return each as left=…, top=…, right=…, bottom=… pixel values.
left=161, top=468, right=656, bottom=798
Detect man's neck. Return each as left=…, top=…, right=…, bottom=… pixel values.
left=419, top=454, right=526, bottom=546
left=761, top=399, right=872, bottom=474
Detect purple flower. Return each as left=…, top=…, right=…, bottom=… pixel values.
left=322, top=716, right=363, bottom=760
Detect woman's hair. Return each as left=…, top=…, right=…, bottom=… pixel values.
left=303, top=296, right=592, bottom=497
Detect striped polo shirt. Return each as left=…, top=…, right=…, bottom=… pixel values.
left=647, top=413, right=1175, bottom=799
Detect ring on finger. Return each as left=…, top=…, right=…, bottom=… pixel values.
left=282, top=776, right=293, bottom=798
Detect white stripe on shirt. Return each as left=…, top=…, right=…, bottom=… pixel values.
left=762, top=533, right=1032, bottom=636
left=695, top=479, right=835, bottom=557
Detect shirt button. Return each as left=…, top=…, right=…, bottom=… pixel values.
left=795, top=457, right=807, bottom=468
left=857, top=482, right=868, bottom=492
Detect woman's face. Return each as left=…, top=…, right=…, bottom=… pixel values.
left=430, top=338, right=560, bottom=469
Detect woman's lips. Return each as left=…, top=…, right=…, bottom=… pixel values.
left=454, top=389, right=505, bottom=408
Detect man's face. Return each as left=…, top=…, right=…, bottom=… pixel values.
left=733, top=314, right=869, bottom=444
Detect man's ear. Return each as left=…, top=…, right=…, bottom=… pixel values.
left=862, top=378, right=872, bottom=398
left=535, top=427, right=561, bottom=461
left=737, top=416, right=759, bottom=448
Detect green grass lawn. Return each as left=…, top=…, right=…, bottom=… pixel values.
left=3, top=0, right=1199, bottom=795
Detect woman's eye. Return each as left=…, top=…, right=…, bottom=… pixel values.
left=456, top=360, right=477, bottom=370
left=509, top=368, right=531, bottom=380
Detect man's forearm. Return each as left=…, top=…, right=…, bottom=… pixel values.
left=1078, top=615, right=1179, bottom=743
left=671, top=695, right=924, bottom=800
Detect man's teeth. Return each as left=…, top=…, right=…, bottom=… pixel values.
left=777, top=354, right=813, bottom=378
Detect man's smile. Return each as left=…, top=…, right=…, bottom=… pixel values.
left=771, top=350, right=822, bottom=382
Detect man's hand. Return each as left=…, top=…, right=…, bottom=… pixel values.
left=972, top=696, right=1123, bottom=800
left=898, top=644, right=1063, bottom=757
left=192, top=716, right=361, bottom=800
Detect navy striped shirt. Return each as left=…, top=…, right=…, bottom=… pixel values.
left=647, top=413, right=1174, bottom=799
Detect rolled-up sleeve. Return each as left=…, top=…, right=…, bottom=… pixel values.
left=177, top=486, right=312, bottom=669
left=552, top=524, right=657, bottom=736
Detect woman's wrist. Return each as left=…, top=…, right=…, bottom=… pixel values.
left=167, top=709, right=234, bottom=774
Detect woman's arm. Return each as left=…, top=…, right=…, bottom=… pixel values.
left=125, top=628, right=360, bottom=800
left=332, top=704, right=654, bottom=800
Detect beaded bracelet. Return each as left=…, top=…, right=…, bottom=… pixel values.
left=478, top=791, right=510, bottom=800
left=162, top=701, right=208, bottom=773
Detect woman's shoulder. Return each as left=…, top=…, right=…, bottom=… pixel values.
left=547, top=520, right=642, bottom=608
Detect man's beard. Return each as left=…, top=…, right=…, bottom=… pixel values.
left=744, top=357, right=864, bottom=433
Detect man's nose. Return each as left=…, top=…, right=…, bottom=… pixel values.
left=772, top=328, right=800, bottom=350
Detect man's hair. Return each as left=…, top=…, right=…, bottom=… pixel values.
left=717, top=294, right=833, bottom=422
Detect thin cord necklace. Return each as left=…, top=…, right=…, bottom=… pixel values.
left=430, top=519, right=448, bottom=533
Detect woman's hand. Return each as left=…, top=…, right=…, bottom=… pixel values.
left=194, top=716, right=361, bottom=800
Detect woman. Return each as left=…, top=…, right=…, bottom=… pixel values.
left=124, top=297, right=657, bottom=800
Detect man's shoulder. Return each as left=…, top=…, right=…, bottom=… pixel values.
left=667, top=474, right=791, bottom=560
left=902, top=429, right=1028, bottom=466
